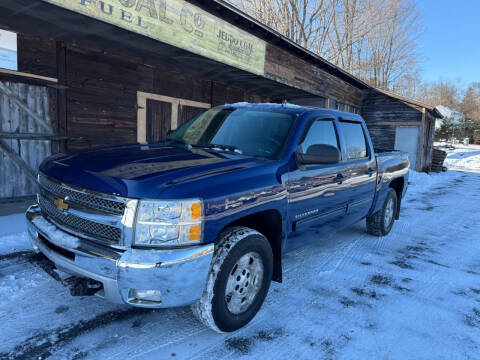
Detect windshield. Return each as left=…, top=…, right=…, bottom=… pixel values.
left=166, top=108, right=296, bottom=159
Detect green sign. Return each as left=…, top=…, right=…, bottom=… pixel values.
left=42, top=0, right=266, bottom=75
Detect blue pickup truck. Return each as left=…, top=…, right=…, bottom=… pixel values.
left=26, top=103, right=409, bottom=332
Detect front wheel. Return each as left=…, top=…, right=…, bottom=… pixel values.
left=366, top=189, right=398, bottom=236
left=191, top=226, right=273, bottom=333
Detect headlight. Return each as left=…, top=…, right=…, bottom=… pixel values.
left=134, top=199, right=203, bottom=247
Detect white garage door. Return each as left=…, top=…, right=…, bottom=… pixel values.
left=395, top=126, right=419, bottom=170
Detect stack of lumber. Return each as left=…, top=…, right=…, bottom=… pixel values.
left=431, top=148, right=447, bottom=172
left=474, top=130, right=480, bottom=145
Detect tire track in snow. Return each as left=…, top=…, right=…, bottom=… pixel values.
left=186, top=228, right=384, bottom=360
left=231, top=171, right=478, bottom=360
left=187, top=202, right=432, bottom=360
left=0, top=250, right=34, bottom=262
left=0, top=308, right=154, bottom=360
left=116, top=229, right=371, bottom=360
left=0, top=252, right=60, bottom=283
left=386, top=171, right=476, bottom=304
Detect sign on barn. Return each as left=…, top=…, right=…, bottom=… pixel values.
left=41, top=0, right=266, bottom=75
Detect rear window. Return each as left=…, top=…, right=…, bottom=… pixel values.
left=340, top=121, right=368, bottom=160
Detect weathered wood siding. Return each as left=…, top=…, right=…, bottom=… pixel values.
left=211, top=82, right=245, bottom=107
left=17, top=35, right=57, bottom=79
left=153, top=70, right=211, bottom=105
left=0, top=82, right=53, bottom=197
left=5, top=35, right=259, bottom=152
left=66, top=48, right=152, bottom=149
left=265, top=44, right=363, bottom=108
left=366, top=125, right=397, bottom=151
left=8, top=35, right=368, bottom=156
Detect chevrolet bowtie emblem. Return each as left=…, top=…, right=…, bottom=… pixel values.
left=54, top=198, right=69, bottom=211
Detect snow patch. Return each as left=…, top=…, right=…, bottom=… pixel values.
left=442, top=144, right=480, bottom=173
left=0, top=213, right=27, bottom=237
left=0, top=272, right=45, bottom=305
left=32, top=216, right=80, bottom=249
left=223, top=102, right=304, bottom=109
left=0, top=232, right=30, bottom=255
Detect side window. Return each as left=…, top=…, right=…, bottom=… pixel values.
left=300, top=120, right=339, bottom=153
left=340, top=121, right=368, bottom=160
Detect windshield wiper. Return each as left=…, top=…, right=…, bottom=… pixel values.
left=166, top=138, right=193, bottom=148
left=206, top=143, right=243, bottom=154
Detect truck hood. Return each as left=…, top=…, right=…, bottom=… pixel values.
left=39, top=144, right=264, bottom=198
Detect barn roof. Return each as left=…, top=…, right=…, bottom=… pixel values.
left=372, top=87, right=444, bottom=118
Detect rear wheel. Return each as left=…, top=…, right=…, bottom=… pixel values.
left=366, top=189, right=397, bottom=236
left=191, top=226, right=273, bottom=333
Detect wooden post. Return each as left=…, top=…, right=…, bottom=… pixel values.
left=56, top=42, right=68, bottom=152
left=416, top=107, right=426, bottom=172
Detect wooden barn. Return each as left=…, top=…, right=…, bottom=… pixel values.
left=362, top=88, right=442, bottom=172
left=0, top=0, right=439, bottom=201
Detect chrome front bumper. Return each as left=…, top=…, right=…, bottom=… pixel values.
left=26, top=205, right=214, bottom=308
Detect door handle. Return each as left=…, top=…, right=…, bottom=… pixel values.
left=335, top=173, right=345, bottom=184
left=367, top=168, right=375, bottom=175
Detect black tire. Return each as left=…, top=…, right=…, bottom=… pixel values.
left=191, top=226, right=273, bottom=333
left=366, top=189, right=398, bottom=236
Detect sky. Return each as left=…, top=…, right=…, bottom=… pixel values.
left=418, top=0, right=480, bottom=85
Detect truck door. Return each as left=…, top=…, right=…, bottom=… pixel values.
left=286, top=118, right=348, bottom=250
left=337, top=120, right=377, bottom=224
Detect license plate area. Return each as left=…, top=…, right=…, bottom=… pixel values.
left=38, top=232, right=75, bottom=261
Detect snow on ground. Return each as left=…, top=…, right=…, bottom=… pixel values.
left=0, top=213, right=30, bottom=255
left=441, top=144, right=480, bottom=173
left=1, top=147, right=480, bottom=359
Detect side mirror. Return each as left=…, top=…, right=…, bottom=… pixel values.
left=297, top=144, right=341, bottom=165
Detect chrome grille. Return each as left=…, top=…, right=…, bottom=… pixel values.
left=38, top=194, right=121, bottom=244
left=38, top=174, right=125, bottom=215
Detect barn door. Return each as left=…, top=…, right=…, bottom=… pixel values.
left=395, top=126, right=420, bottom=171
left=146, top=99, right=171, bottom=143
left=177, top=104, right=207, bottom=128
left=0, top=81, right=57, bottom=199
left=137, top=92, right=211, bottom=144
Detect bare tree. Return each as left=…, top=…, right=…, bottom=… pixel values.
left=417, top=79, right=461, bottom=108
left=362, top=0, right=421, bottom=89
left=229, top=0, right=422, bottom=93
left=234, top=0, right=336, bottom=49
left=461, top=82, right=480, bottom=124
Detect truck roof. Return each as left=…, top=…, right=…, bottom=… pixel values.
left=217, top=102, right=364, bottom=121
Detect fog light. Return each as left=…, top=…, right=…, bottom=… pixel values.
left=128, top=289, right=162, bottom=303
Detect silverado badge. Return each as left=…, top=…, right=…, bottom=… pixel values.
left=54, top=198, right=69, bottom=211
